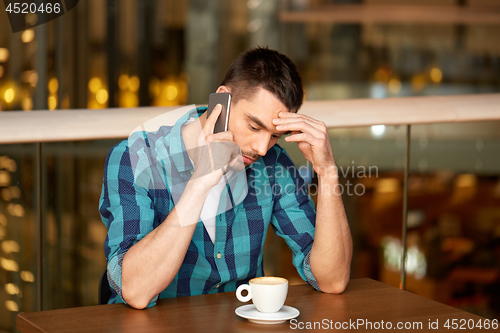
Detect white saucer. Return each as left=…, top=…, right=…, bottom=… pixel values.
left=235, top=305, right=300, bottom=324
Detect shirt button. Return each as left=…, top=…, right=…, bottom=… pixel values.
left=217, top=253, right=221, bottom=259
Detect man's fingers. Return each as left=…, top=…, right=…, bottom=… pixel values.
left=210, top=141, right=241, bottom=171
left=206, top=130, right=234, bottom=144
left=284, top=132, right=321, bottom=146
left=276, top=120, right=324, bottom=139
left=275, top=112, right=325, bottom=127
left=205, top=104, right=222, bottom=135
left=228, top=142, right=241, bottom=163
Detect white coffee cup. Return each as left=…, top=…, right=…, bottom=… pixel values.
left=236, top=276, right=288, bottom=313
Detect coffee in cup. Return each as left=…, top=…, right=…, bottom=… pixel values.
left=236, top=276, right=288, bottom=313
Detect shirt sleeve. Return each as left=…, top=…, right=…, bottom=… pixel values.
left=269, top=148, right=321, bottom=291
left=99, top=139, right=160, bottom=307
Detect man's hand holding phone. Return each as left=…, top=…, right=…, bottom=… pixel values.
left=190, top=103, right=242, bottom=188
left=207, top=92, right=231, bottom=133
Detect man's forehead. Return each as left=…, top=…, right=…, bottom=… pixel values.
left=245, top=112, right=290, bottom=135
left=245, top=113, right=267, bottom=127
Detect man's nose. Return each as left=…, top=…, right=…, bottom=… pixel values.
left=252, top=135, right=270, bottom=157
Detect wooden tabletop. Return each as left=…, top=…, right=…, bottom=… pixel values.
left=17, top=278, right=490, bottom=332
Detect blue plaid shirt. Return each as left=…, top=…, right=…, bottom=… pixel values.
left=99, top=106, right=320, bottom=307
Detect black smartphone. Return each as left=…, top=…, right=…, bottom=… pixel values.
left=207, top=92, right=231, bottom=133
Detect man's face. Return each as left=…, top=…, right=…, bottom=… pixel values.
left=224, top=87, right=291, bottom=166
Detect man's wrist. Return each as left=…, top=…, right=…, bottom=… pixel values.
left=186, top=176, right=213, bottom=195
left=316, top=165, right=339, bottom=182
left=315, top=166, right=341, bottom=198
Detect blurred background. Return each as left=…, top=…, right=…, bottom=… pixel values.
left=1, top=0, right=500, bottom=331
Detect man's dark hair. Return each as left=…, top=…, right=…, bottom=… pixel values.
left=221, top=47, right=304, bottom=112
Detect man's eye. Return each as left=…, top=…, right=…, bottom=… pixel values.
left=249, top=125, right=258, bottom=131
left=272, top=135, right=281, bottom=139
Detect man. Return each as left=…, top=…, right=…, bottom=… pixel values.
left=99, top=47, right=352, bottom=309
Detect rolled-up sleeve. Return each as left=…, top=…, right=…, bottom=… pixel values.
left=99, top=140, right=160, bottom=307
left=269, top=149, right=321, bottom=292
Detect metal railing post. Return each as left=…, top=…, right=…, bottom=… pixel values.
left=400, top=124, right=411, bottom=290
left=36, top=142, right=43, bottom=310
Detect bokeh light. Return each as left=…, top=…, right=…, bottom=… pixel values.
left=5, top=300, right=19, bottom=312
left=371, top=125, right=386, bottom=137
left=119, top=91, right=139, bottom=108
left=165, top=85, right=178, bottom=101
left=4, top=88, right=15, bottom=104
left=22, top=97, right=33, bottom=111
left=1, top=240, right=20, bottom=253
left=21, top=29, right=35, bottom=43
left=430, top=67, right=443, bottom=83
left=7, top=203, right=25, bottom=217
left=411, top=74, right=426, bottom=91
left=88, top=78, right=102, bottom=93
left=25, top=13, right=38, bottom=26
left=0, top=258, right=19, bottom=272
left=48, top=78, right=59, bottom=94
left=128, top=76, right=140, bottom=92
left=0, top=171, right=11, bottom=186
left=21, top=271, right=35, bottom=282
left=1, top=188, right=12, bottom=201
left=96, top=89, right=109, bottom=104
left=388, top=78, right=402, bottom=94
left=118, top=74, right=129, bottom=90
left=0, top=48, right=9, bottom=62
left=48, top=96, right=57, bottom=110
left=28, top=71, right=38, bottom=86
left=5, top=283, right=20, bottom=295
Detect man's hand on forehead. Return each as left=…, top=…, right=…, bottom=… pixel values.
left=272, top=112, right=336, bottom=177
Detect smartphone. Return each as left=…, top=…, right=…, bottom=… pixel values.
left=207, top=92, right=231, bottom=133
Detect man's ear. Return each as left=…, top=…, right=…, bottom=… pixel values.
left=216, top=85, right=230, bottom=94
